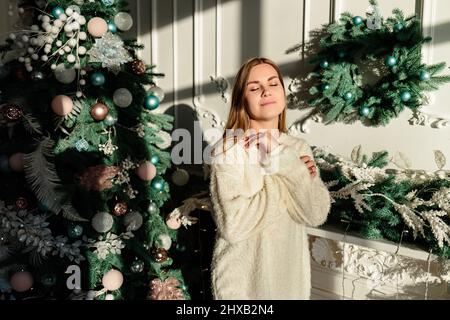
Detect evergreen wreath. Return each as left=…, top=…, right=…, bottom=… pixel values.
left=307, top=0, right=450, bottom=127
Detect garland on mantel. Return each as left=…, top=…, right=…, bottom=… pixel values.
left=314, top=145, right=450, bottom=258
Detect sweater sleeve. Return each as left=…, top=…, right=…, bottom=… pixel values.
left=277, top=140, right=331, bottom=227
left=209, top=141, right=286, bottom=244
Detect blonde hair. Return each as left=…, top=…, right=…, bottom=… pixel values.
left=218, top=57, right=287, bottom=154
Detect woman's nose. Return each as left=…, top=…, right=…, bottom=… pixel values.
left=262, top=86, right=272, bottom=96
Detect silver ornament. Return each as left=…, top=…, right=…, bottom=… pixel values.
left=171, top=169, right=189, bottom=186
left=123, top=211, right=143, bottom=231
left=158, top=234, right=172, bottom=250
left=31, top=71, right=44, bottom=81
left=114, top=12, right=133, bottom=31
left=54, top=63, right=76, bottom=84
left=91, top=212, right=114, bottom=233
left=147, top=202, right=158, bottom=214
left=148, top=86, right=165, bottom=102
left=113, top=88, right=133, bottom=108
left=130, top=260, right=144, bottom=273
left=155, top=131, right=172, bottom=150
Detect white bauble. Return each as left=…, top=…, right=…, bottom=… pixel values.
left=113, top=88, right=133, bottom=108
left=155, top=131, right=172, bottom=150
left=54, top=64, right=76, bottom=84
left=114, top=12, right=133, bottom=31
left=91, top=212, right=114, bottom=233
left=123, top=211, right=143, bottom=231
left=158, top=234, right=172, bottom=250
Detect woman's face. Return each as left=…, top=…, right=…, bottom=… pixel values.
left=244, top=63, right=286, bottom=126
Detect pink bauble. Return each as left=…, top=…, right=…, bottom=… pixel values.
left=102, top=269, right=123, bottom=291
left=136, top=161, right=156, bottom=181
left=87, top=17, right=108, bottom=37
left=51, top=95, right=73, bottom=116
left=9, top=152, right=25, bottom=172
left=10, top=271, right=34, bottom=292
left=166, top=216, right=182, bottom=230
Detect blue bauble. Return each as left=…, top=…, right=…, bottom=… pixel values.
left=359, top=106, right=370, bottom=117
left=68, top=224, right=83, bottom=238
left=400, top=91, right=412, bottom=102
left=104, top=114, right=117, bottom=126
left=0, top=64, right=10, bottom=80
left=151, top=177, right=165, bottom=191
left=385, top=55, right=397, bottom=67
left=337, top=50, right=346, bottom=58
left=344, top=92, right=353, bottom=101
left=102, top=0, right=115, bottom=6
left=107, top=21, right=117, bottom=33
left=393, top=23, right=404, bottom=32
left=321, top=83, right=330, bottom=91
left=352, top=16, right=364, bottom=26
left=52, top=6, right=65, bottom=18
left=150, top=155, right=159, bottom=165
left=320, top=60, right=329, bottom=68
left=90, top=72, right=106, bottom=86
left=38, top=202, right=50, bottom=212
left=419, top=70, right=430, bottom=81
left=0, top=154, right=10, bottom=172
left=144, top=94, right=160, bottom=110
left=41, top=273, right=57, bottom=287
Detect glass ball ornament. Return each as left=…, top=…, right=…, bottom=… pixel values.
left=359, top=106, right=371, bottom=117
left=320, top=83, right=330, bottom=91
left=150, top=155, right=159, bottom=165
left=113, top=88, right=133, bottom=108
left=172, top=169, right=189, bottom=186
left=114, top=12, right=133, bottom=31
left=104, top=114, right=117, bottom=126
left=337, top=50, right=346, bottom=58
left=31, top=71, right=44, bottom=81
left=54, top=63, right=76, bottom=84
left=90, top=103, right=109, bottom=121
left=91, top=212, right=114, bottom=233
left=90, top=72, right=106, bottom=86
left=102, top=269, right=123, bottom=291
left=352, top=16, right=364, bottom=26
left=147, top=202, right=158, bottom=214
left=41, top=273, right=57, bottom=287
left=385, top=55, right=397, bottom=67
left=130, top=260, right=144, bottom=273
left=319, top=60, right=329, bottom=68
left=144, top=94, right=160, bottom=110
left=344, top=92, right=353, bottom=101
left=68, top=224, right=83, bottom=238
left=419, top=70, right=430, bottom=81
left=394, top=22, right=404, bottom=32
left=0, top=154, right=11, bottom=172
left=148, top=86, right=165, bottom=102
left=107, top=21, right=117, bottom=33
left=10, top=271, right=34, bottom=292
left=52, top=6, right=65, bottom=18
left=0, top=64, right=11, bottom=80
left=123, top=211, right=143, bottom=231
left=158, top=234, right=172, bottom=250
left=400, top=91, right=412, bottom=102
left=52, top=95, right=73, bottom=116
left=151, top=177, right=165, bottom=191
left=102, top=0, right=115, bottom=6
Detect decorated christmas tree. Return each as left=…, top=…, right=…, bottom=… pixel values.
left=0, top=0, right=189, bottom=300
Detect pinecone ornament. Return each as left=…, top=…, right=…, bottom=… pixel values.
left=131, top=60, right=146, bottom=75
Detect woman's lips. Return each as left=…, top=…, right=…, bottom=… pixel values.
left=260, top=101, right=276, bottom=106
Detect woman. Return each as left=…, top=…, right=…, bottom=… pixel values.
left=209, top=57, right=331, bottom=300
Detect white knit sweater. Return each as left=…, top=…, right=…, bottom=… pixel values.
left=209, top=132, right=331, bottom=300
